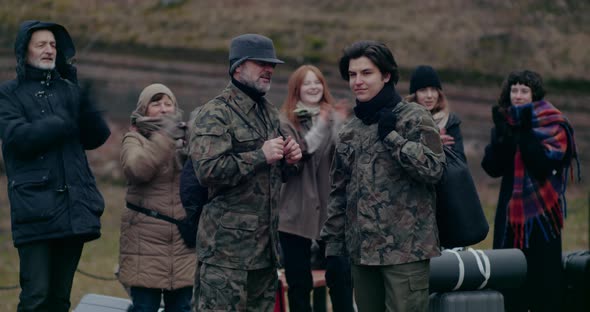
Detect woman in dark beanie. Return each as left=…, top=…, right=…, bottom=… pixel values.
left=407, top=65, right=465, bottom=161
left=481, top=70, right=579, bottom=312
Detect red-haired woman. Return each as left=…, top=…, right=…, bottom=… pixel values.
left=279, top=65, right=354, bottom=312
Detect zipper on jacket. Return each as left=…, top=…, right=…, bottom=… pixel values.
left=42, top=78, right=70, bottom=199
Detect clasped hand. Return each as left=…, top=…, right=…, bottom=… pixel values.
left=262, top=136, right=302, bottom=165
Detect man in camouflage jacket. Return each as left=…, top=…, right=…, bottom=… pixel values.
left=321, top=41, right=445, bottom=312
left=189, top=34, right=302, bottom=311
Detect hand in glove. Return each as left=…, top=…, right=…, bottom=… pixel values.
left=377, top=110, right=397, bottom=141
left=492, top=106, right=515, bottom=146
left=53, top=107, right=78, bottom=135
left=512, top=105, right=534, bottom=143
left=519, top=106, right=533, bottom=131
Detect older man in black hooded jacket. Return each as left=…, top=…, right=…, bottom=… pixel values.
left=0, top=20, right=110, bottom=311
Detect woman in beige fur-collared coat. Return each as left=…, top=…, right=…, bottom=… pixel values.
left=118, top=83, right=195, bottom=312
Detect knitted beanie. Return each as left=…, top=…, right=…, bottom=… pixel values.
left=409, top=65, right=442, bottom=94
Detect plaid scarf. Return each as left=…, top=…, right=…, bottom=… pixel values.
left=505, top=100, right=579, bottom=248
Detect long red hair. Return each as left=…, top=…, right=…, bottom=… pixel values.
left=281, top=65, right=334, bottom=130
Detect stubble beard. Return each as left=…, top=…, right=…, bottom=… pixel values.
left=238, top=71, right=271, bottom=94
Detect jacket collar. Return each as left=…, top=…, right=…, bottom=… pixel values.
left=24, top=65, right=60, bottom=85
left=224, top=81, right=261, bottom=114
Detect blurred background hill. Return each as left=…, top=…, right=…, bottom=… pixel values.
left=0, top=0, right=588, bottom=180
left=1, top=0, right=589, bottom=83
left=0, top=1, right=588, bottom=310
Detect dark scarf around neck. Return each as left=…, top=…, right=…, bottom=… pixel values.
left=232, top=77, right=265, bottom=104
left=353, top=84, right=402, bottom=125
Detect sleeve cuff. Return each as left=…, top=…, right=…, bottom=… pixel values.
left=383, top=130, right=406, bottom=151
left=251, top=148, right=268, bottom=171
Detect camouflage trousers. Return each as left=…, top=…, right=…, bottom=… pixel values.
left=351, top=259, right=430, bottom=312
left=194, top=261, right=278, bottom=311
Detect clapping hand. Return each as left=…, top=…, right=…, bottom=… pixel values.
left=333, top=99, right=352, bottom=121
left=491, top=106, right=514, bottom=146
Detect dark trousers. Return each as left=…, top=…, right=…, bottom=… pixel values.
left=502, top=223, right=563, bottom=312
left=279, top=231, right=354, bottom=312
left=17, top=238, right=84, bottom=312
left=130, top=286, right=193, bottom=312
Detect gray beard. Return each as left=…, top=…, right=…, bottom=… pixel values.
left=238, top=74, right=271, bottom=94
left=29, top=60, right=56, bottom=70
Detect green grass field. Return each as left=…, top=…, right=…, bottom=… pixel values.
left=0, top=179, right=128, bottom=311
left=0, top=176, right=587, bottom=310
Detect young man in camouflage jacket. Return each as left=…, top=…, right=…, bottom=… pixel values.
left=321, top=41, right=445, bottom=312
left=189, top=34, right=302, bottom=311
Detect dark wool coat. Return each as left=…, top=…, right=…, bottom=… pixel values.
left=0, top=21, right=110, bottom=246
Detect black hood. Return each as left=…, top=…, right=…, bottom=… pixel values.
left=14, top=20, right=76, bottom=81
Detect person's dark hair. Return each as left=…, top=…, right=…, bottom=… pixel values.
left=497, top=70, right=546, bottom=109
left=338, top=40, right=399, bottom=86
left=150, top=93, right=166, bottom=102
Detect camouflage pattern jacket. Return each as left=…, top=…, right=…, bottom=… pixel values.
left=321, top=100, right=445, bottom=266
left=189, top=82, right=284, bottom=270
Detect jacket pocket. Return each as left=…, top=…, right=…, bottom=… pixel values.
left=409, top=270, right=429, bottom=291
left=233, top=127, right=262, bottom=153
left=8, top=169, right=56, bottom=224
left=215, top=211, right=259, bottom=262
left=220, top=211, right=259, bottom=231
left=70, top=183, right=105, bottom=217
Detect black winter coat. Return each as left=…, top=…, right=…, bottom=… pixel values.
left=0, top=21, right=110, bottom=246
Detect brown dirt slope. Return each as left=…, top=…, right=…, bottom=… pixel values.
left=0, top=0, right=589, bottom=82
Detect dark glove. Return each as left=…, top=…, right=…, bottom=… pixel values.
left=491, top=106, right=515, bottom=146
left=57, top=57, right=78, bottom=84
left=512, top=105, right=533, bottom=144
left=78, top=80, right=99, bottom=114
left=53, top=107, right=78, bottom=135
left=519, top=106, right=533, bottom=131
left=377, top=110, right=397, bottom=141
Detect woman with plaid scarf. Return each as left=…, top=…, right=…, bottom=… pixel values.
left=481, top=70, right=579, bottom=312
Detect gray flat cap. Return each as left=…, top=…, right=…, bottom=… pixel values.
left=229, top=34, right=284, bottom=74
